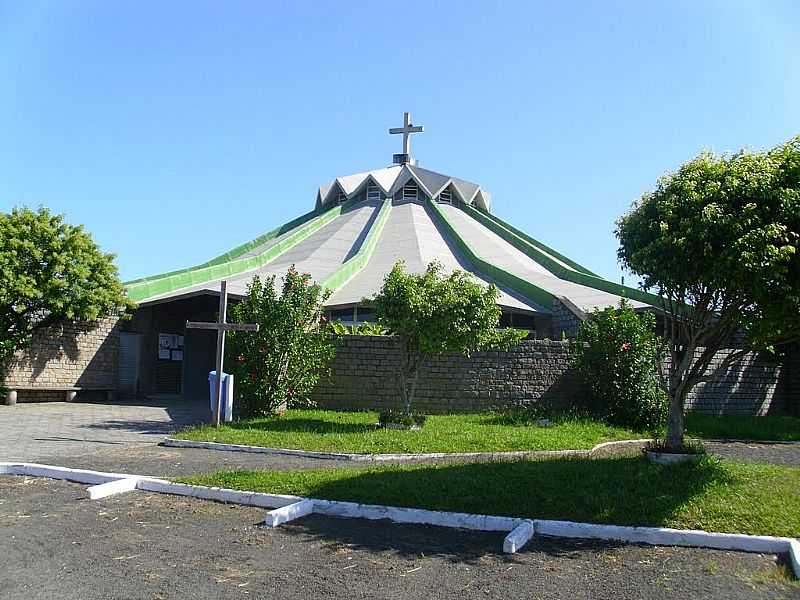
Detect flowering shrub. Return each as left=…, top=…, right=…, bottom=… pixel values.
left=570, top=300, right=668, bottom=431
left=227, top=267, right=335, bottom=417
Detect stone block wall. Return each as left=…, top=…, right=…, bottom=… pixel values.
left=551, top=298, right=584, bottom=340
left=4, top=317, right=120, bottom=402
left=312, top=336, right=585, bottom=414
left=684, top=348, right=786, bottom=415
left=313, top=335, right=792, bottom=415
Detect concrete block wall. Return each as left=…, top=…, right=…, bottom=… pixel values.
left=313, top=335, right=792, bottom=415
left=4, top=317, right=120, bottom=402
left=684, top=347, right=786, bottom=415
left=312, top=336, right=584, bottom=414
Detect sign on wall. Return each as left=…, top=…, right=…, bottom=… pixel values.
left=158, top=333, right=184, bottom=361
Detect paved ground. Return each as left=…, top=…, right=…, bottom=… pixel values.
left=1, top=476, right=797, bottom=600
left=0, top=400, right=207, bottom=462
left=705, top=440, right=800, bottom=466
left=1, top=400, right=799, bottom=600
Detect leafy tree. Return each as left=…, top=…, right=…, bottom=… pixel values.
left=617, top=136, right=800, bottom=450
left=227, top=267, right=335, bottom=416
left=571, top=301, right=668, bottom=431
left=0, top=207, right=131, bottom=392
left=372, top=261, right=525, bottom=415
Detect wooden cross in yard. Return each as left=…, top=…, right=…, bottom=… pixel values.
left=186, top=280, right=259, bottom=427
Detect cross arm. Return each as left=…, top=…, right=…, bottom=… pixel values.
left=185, top=321, right=260, bottom=332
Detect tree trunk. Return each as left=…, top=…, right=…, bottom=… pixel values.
left=404, top=359, right=422, bottom=415
left=665, top=343, right=694, bottom=451
left=665, top=387, right=685, bottom=450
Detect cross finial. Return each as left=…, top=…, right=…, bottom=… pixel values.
left=389, top=112, right=424, bottom=164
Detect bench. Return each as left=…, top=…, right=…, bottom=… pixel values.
left=5, top=386, right=117, bottom=406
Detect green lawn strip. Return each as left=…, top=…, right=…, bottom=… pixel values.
left=174, top=410, right=642, bottom=453
left=685, top=413, right=800, bottom=442
left=177, top=458, right=800, bottom=538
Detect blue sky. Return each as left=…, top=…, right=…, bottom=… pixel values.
left=1, top=1, right=798, bottom=284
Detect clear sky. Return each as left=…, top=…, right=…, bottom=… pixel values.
left=1, top=1, right=798, bottom=284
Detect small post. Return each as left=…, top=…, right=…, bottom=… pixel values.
left=185, top=281, right=258, bottom=428
left=213, top=280, right=228, bottom=428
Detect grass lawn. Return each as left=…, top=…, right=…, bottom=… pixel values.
left=175, top=410, right=644, bottom=453
left=176, top=409, right=800, bottom=454
left=178, top=457, right=800, bottom=538
left=685, top=413, right=800, bottom=442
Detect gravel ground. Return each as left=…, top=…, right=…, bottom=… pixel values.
left=1, top=476, right=797, bottom=600
left=704, top=441, right=800, bottom=465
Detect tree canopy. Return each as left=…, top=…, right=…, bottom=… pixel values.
left=616, top=135, right=800, bottom=448
left=0, top=207, right=131, bottom=386
left=373, top=261, right=525, bottom=414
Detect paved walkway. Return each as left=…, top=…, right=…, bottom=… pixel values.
left=0, top=400, right=207, bottom=462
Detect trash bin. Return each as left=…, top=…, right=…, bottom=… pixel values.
left=208, top=371, right=234, bottom=422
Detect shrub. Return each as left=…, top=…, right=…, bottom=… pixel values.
left=329, top=320, right=388, bottom=336
left=373, top=261, right=525, bottom=415
left=378, top=410, right=427, bottom=429
left=227, top=267, right=336, bottom=417
left=571, top=300, right=668, bottom=431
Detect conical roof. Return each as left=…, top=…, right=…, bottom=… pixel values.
left=125, top=162, right=661, bottom=326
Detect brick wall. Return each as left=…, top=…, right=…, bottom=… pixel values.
left=684, top=348, right=785, bottom=415
left=4, top=317, right=120, bottom=402
left=312, top=335, right=791, bottom=415
left=312, top=336, right=584, bottom=414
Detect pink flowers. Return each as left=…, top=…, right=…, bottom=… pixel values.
left=620, top=342, right=631, bottom=351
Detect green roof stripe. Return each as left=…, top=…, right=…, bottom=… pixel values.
left=126, top=202, right=351, bottom=303
left=462, top=204, right=598, bottom=277
left=320, top=198, right=392, bottom=293
left=427, top=199, right=554, bottom=309
left=124, top=206, right=321, bottom=287
left=457, top=203, right=663, bottom=308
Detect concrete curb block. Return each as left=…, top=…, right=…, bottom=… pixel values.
left=4, top=462, right=139, bottom=485
left=532, top=520, right=792, bottom=554
left=312, top=499, right=522, bottom=532
left=160, top=438, right=652, bottom=462
left=503, top=520, right=535, bottom=553
left=264, top=499, right=315, bottom=527
left=1, top=461, right=797, bottom=576
left=790, top=540, right=800, bottom=577
left=87, top=477, right=141, bottom=500
left=135, top=478, right=302, bottom=509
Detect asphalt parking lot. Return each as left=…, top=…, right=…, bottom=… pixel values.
left=1, top=476, right=797, bottom=600
left=1, top=400, right=799, bottom=599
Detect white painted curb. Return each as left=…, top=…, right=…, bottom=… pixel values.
left=136, top=478, right=303, bottom=509
left=87, top=477, right=141, bottom=500
left=264, top=499, right=315, bottom=527
left=533, top=520, right=791, bottom=554
left=312, top=499, right=522, bottom=532
left=160, top=438, right=651, bottom=462
left=504, top=520, right=535, bottom=553
left=1, top=461, right=797, bottom=576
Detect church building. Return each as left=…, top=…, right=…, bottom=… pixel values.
left=117, top=113, right=659, bottom=399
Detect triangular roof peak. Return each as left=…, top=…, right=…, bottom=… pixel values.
left=316, top=163, right=491, bottom=212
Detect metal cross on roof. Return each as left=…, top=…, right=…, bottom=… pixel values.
left=389, top=112, right=424, bottom=157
